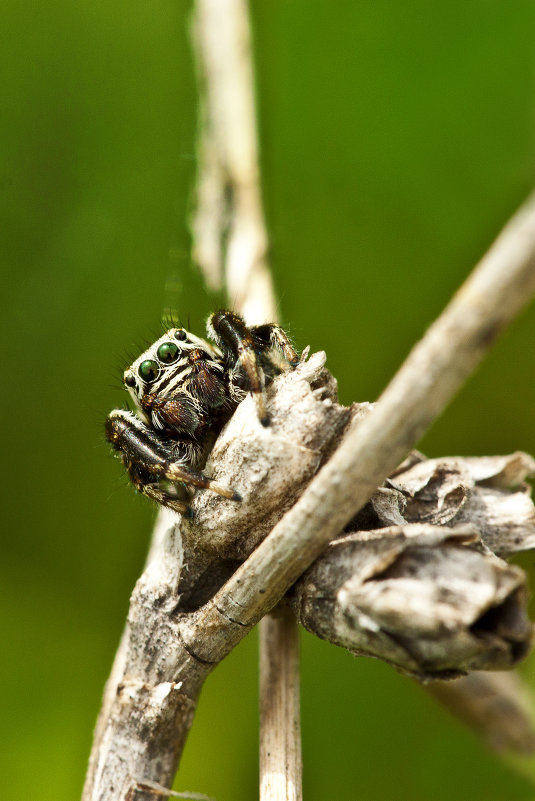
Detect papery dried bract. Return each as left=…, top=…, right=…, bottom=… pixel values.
left=291, top=524, right=532, bottom=679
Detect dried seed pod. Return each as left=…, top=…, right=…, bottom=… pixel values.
left=390, top=452, right=535, bottom=555
left=169, top=354, right=535, bottom=680
left=290, top=524, right=532, bottom=679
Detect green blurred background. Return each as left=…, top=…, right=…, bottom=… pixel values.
left=2, top=1, right=535, bottom=799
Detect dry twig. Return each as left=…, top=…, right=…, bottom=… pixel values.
left=191, top=2, right=303, bottom=796
left=83, top=2, right=535, bottom=798
left=259, top=606, right=302, bottom=801
left=190, top=0, right=277, bottom=324
left=83, top=191, right=535, bottom=797
left=427, top=671, right=535, bottom=755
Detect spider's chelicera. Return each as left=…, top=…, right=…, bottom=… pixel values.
left=106, top=309, right=299, bottom=516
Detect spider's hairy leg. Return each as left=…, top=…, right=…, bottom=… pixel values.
left=208, top=310, right=299, bottom=426
left=250, top=322, right=300, bottom=367
left=105, top=410, right=241, bottom=511
left=128, top=467, right=192, bottom=516
left=164, top=462, right=241, bottom=501
left=208, top=310, right=270, bottom=425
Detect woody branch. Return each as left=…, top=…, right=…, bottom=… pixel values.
left=83, top=187, right=535, bottom=801
left=82, top=1, right=535, bottom=798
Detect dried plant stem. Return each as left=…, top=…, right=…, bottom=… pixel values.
left=258, top=616, right=301, bottom=801
left=191, top=2, right=302, bottom=798
left=83, top=192, right=535, bottom=799
left=190, top=0, right=535, bottom=782
left=83, top=0, right=535, bottom=791
left=191, top=0, right=277, bottom=324
left=259, top=606, right=303, bottom=801
left=428, top=672, right=535, bottom=755
left=183, top=192, right=535, bottom=657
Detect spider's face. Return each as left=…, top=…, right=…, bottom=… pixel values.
left=123, top=327, right=221, bottom=414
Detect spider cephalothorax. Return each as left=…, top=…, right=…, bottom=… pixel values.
left=106, top=310, right=299, bottom=515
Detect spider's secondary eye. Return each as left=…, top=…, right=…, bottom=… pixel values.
left=174, top=329, right=187, bottom=341
left=138, top=359, right=159, bottom=383
left=124, top=373, right=136, bottom=388
left=157, top=342, right=180, bottom=364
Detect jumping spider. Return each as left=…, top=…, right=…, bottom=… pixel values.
left=106, top=309, right=299, bottom=516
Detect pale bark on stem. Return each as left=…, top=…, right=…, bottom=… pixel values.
left=191, top=0, right=278, bottom=324
left=259, top=606, right=302, bottom=801
left=190, top=0, right=535, bottom=764
left=189, top=0, right=535, bottom=776
left=83, top=192, right=535, bottom=799
left=191, top=2, right=301, bottom=799
left=83, top=0, right=535, bottom=794
left=258, top=615, right=301, bottom=801
left=427, top=672, right=535, bottom=755
left=182, top=192, right=535, bottom=658
left=84, top=0, right=303, bottom=797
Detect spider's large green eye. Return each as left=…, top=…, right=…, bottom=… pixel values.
left=138, top=359, right=159, bottom=383
left=157, top=342, right=180, bottom=364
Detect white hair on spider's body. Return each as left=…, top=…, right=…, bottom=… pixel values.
left=123, top=327, right=225, bottom=417
left=106, top=309, right=299, bottom=515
